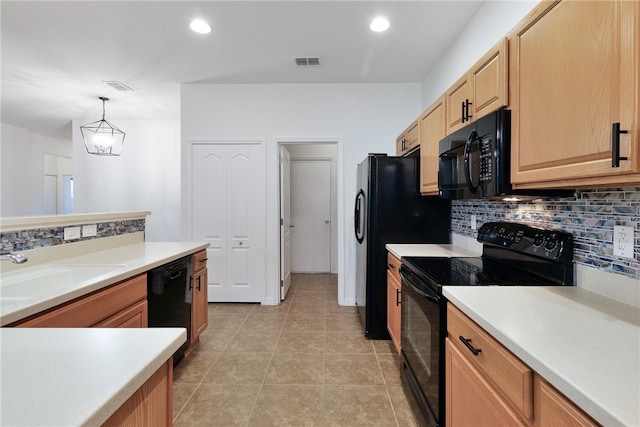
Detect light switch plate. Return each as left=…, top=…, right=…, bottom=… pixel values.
left=63, top=226, right=81, bottom=241
left=470, top=214, right=477, bottom=230
left=613, top=225, right=634, bottom=258
left=82, top=224, right=97, bottom=237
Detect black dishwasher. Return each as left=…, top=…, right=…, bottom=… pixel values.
left=147, top=256, right=192, bottom=364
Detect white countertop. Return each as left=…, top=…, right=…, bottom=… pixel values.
left=444, top=286, right=640, bottom=427
left=0, top=327, right=186, bottom=426
left=0, top=242, right=208, bottom=326
left=385, top=243, right=481, bottom=259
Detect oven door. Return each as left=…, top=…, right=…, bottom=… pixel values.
left=400, top=265, right=442, bottom=426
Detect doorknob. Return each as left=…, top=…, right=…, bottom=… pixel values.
left=325, top=220, right=330, bottom=224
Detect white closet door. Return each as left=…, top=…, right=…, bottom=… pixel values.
left=192, top=143, right=264, bottom=302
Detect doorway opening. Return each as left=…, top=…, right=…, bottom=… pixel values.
left=278, top=142, right=338, bottom=301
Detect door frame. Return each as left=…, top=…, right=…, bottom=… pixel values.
left=275, top=138, right=343, bottom=302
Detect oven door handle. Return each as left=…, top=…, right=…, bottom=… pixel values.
left=400, top=266, right=440, bottom=304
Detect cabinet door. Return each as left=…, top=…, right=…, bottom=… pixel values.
left=95, top=300, right=148, bottom=328
left=191, top=268, right=208, bottom=342
left=470, top=37, right=508, bottom=122
left=511, top=0, right=640, bottom=188
left=396, top=132, right=406, bottom=156
left=404, top=120, right=420, bottom=153
left=445, top=339, right=527, bottom=427
left=386, top=270, right=401, bottom=354
left=533, top=375, right=599, bottom=427
left=446, top=74, right=471, bottom=134
left=420, top=95, right=446, bottom=195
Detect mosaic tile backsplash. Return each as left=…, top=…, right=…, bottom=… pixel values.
left=451, top=188, right=640, bottom=280
left=1, top=219, right=145, bottom=253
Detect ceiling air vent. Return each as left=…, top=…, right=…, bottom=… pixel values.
left=103, top=80, right=134, bottom=92
left=294, top=56, right=322, bottom=67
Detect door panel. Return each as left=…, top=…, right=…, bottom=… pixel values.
left=290, top=159, right=331, bottom=272
left=192, top=143, right=264, bottom=303
left=279, top=146, right=292, bottom=300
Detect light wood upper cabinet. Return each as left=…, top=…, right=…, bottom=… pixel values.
left=420, top=94, right=446, bottom=195
left=396, top=119, right=420, bottom=156
left=510, top=0, right=640, bottom=188
left=445, top=37, right=508, bottom=134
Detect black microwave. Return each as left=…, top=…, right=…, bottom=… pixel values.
left=438, top=109, right=511, bottom=199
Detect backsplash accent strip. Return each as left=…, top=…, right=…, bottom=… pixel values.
left=0, top=219, right=145, bottom=253
left=451, top=188, right=639, bottom=280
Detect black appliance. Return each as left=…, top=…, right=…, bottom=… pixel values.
left=354, top=153, right=450, bottom=339
left=147, top=256, right=192, bottom=364
left=399, top=221, right=574, bottom=427
left=438, top=109, right=511, bottom=199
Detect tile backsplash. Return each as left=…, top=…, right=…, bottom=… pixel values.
left=1, top=219, right=145, bottom=253
left=451, top=188, right=640, bottom=279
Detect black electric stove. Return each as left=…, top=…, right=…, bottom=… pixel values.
left=399, top=222, right=574, bottom=427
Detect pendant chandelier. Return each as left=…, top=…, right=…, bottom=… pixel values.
left=80, top=97, right=125, bottom=156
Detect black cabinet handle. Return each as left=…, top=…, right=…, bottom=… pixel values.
left=189, top=276, right=193, bottom=291
left=466, top=99, right=473, bottom=121
left=459, top=335, right=482, bottom=356
left=612, top=122, right=629, bottom=167
left=461, top=101, right=466, bottom=123
left=396, top=288, right=401, bottom=306
left=200, top=258, right=208, bottom=263
left=196, top=276, right=201, bottom=291
left=388, top=263, right=396, bottom=270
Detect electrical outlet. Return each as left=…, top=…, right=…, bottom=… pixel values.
left=82, top=224, right=97, bottom=237
left=471, top=214, right=477, bottom=230
left=63, top=226, right=81, bottom=241
left=613, top=225, right=634, bottom=258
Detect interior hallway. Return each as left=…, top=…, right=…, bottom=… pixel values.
left=172, top=273, right=427, bottom=426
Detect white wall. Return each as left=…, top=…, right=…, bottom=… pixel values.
left=181, top=83, right=421, bottom=305
left=1, top=123, right=72, bottom=216
left=71, top=119, right=181, bottom=242
left=421, top=1, right=539, bottom=107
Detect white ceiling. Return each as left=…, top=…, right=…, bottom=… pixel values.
left=1, top=1, right=484, bottom=140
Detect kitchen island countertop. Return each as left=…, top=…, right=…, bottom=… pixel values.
left=0, top=242, right=209, bottom=326
left=444, top=286, right=640, bottom=427
left=0, top=327, right=186, bottom=426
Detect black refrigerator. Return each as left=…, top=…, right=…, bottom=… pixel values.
left=354, top=153, right=450, bottom=339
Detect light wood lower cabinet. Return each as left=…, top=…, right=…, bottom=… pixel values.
left=11, top=274, right=148, bottom=328
left=102, top=358, right=173, bottom=427
left=191, top=250, right=208, bottom=344
left=446, top=303, right=599, bottom=427
left=386, top=252, right=402, bottom=354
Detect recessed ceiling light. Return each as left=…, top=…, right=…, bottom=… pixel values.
left=190, top=19, right=211, bottom=34
left=370, top=17, right=390, bottom=32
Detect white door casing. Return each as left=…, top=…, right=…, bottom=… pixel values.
left=290, top=159, right=331, bottom=272
left=279, top=146, right=292, bottom=300
left=191, top=143, right=265, bottom=302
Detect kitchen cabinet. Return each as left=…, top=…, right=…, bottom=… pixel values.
left=11, top=274, right=148, bottom=328
left=446, top=303, right=599, bottom=427
left=419, top=94, right=446, bottom=195
left=102, top=359, right=173, bottom=426
left=396, top=119, right=420, bottom=156
left=386, top=252, right=402, bottom=354
left=445, top=37, right=508, bottom=134
left=190, top=249, right=208, bottom=349
left=510, top=0, right=640, bottom=188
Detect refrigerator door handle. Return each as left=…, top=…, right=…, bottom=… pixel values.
left=354, top=189, right=365, bottom=244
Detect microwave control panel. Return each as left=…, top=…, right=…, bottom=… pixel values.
left=479, top=137, right=493, bottom=182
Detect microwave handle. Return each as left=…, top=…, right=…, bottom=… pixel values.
left=463, top=130, right=480, bottom=195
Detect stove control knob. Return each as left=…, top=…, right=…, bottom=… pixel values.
left=533, top=234, right=545, bottom=247
left=544, top=237, right=557, bottom=250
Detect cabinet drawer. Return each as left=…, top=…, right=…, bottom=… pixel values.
left=95, top=299, right=148, bottom=328
left=448, top=303, right=533, bottom=421
left=387, top=252, right=401, bottom=283
left=193, top=249, right=208, bottom=272
left=14, top=274, right=147, bottom=327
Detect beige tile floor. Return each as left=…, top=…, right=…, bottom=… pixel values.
left=172, top=273, right=428, bottom=427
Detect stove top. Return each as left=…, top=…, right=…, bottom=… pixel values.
left=400, top=222, right=574, bottom=293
